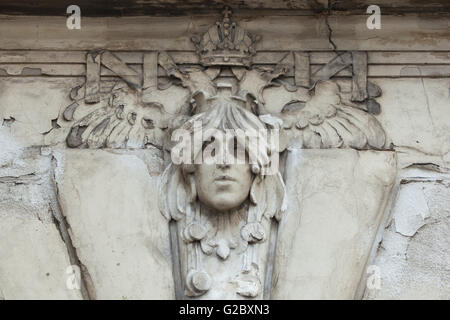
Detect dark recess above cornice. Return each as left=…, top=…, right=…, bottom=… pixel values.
left=0, top=0, right=448, bottom=17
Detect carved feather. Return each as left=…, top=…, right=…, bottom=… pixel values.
left=280, top=81, right=387, bottom=150
left=66, top=87, right=170, bottom=149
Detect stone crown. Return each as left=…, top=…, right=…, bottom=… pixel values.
left=191, top=7, right=260, bottom=67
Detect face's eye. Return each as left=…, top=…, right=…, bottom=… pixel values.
left=202, top=137, right=218, bottom=162
left=202, top=137, right=215, bottom=151
left=227, top=136, right=248, bottom=163
left=225, top=136, right=237, bottom=157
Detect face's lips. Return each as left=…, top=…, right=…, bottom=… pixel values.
left=215, top=175, right=236, bottom=182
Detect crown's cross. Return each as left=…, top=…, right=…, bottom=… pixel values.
left=222, top=7, right=232, bottom=20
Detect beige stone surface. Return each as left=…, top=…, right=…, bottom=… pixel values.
left=0, top=216, right=82, bottom=300
left=0, top=14, right=448, bottom=51
left=55, top=149, right=174, bottom=299
left=272, top=149, right=397, bottom=299
left=0, top=152, right=82, bottom=300
left=364, top=181, right=450, bottom=300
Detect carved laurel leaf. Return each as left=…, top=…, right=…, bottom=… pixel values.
left=233, top=264, right=262, bottom=298
left=264, top=172, right=287, bottom=221
left=241, top=222, right=266, bottom=243
left=249, top=173, right=286, bottom=223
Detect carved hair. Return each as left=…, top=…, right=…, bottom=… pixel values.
left=159, top=96, right=286, bottom=222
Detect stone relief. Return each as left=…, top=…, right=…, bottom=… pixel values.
left=159, top=93, right=287, bottom=298
left=61, top=7, right=389, bottom=299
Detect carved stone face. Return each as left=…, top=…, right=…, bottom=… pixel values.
left=194, top=163, right=252, bottom=212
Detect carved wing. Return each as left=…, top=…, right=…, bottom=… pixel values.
left=66, top=86, right=171, bottom=149
left=279, top=81, right=387, bottom=150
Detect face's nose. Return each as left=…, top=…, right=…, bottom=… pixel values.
left=216, top=163, right=230, bottom=170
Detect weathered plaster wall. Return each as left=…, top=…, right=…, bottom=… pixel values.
left=364, top=177, right=450, bottom=299
left=0, top=12, right=449, bottom=299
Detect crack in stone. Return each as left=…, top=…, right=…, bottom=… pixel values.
left=324, top=14, right=337, bottom=51
left=325, top=1, right=338, bottom=53
left=404, top=163, right=450, bottom=174
left=0, top=173, right=37, bottom=184
left=419, top=76, right=436, bottom=131
left=49, top=154, right=96, bottom=300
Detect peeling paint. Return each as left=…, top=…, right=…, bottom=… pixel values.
left=21, top=67, right=42, bottom=76
left=364, top=180, right=450, bottom=299
left=2, top=117, right=15, bottom=127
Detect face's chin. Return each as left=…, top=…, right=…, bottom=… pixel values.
left=201, top=183, right=248, bottom=212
